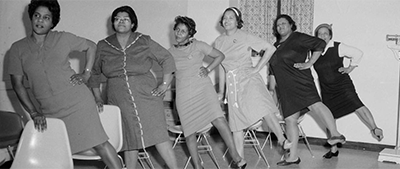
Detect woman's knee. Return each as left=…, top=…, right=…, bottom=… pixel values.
left=285, top=114, right=299, bottom=124
left=93, top=141, right=109, bottom=150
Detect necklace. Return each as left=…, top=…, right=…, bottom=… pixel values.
left=174, top=40, right=193, bottom=48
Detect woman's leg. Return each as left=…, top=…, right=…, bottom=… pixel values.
left=232, top=131, right=245, bottom=158
left=93, top=141, right=123, bottom=169
left=323, top=120, right=340, bottom=159
left=212, top=117, right=242, bottom=162
left=155, top=140, right=178, bottom=169
left=185, top=133, right=202, bottom=169
left=308, top=102, right=342, bottom=137
left=262, top=112, right=289, bottom=146
left=282, top=112, right=300, bottom=162
left=354, top=106, right=383, bottom=141
left=124, top=150, right=139, bottom=169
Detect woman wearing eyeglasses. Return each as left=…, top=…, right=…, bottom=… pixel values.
left=88, top=6, right=177, bottom=169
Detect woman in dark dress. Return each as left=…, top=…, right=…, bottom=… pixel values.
left=269, top=15, right=346, bottom=166
left=314, top=23, right=383, bottom=158
left=88, top=6, right=177, bottom=169
left=8, top=0, right=122, bottom=168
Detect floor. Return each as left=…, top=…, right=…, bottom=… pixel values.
left=1, top=131, right=399, bottom=169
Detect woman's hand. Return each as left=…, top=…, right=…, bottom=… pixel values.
left=152, top=83, right=168, bottom=97
left=199, top=66, right=209, bottom=78
left=95, top=99, right=104, bottom=112
left=31, top=112, right=47, bottom=132
left=293, top=62, right=312, bottom=70
left=70, top=73, right=90, bottom=86
left=338, top=65, right=357, bottom=74
left=217, top=92, right=225, bottom=102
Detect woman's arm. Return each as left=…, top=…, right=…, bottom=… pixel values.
left=199, top=48, right=225, bottom=77
left=218, top=65, right=226, bottom=101
left=294, top=51, right=323, bottom=70
left=70, top=39, right=96, bottom=85
left=254, top=43, right=276, bottom=73
left=338, top=43, right=363, bottom=74
left=11, top=74, right=46, bottom=131
left=152, top=73, right=173, bottom=97
left=91, top=87, right=104, bottom=112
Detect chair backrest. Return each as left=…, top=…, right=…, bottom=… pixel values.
left=11, top=118, right=73, bottom=169
left=0, top=111, right=24, bottom=148
left=72, top=105, right=123, bottom=159
left=99, top=105, right=123, bottom=152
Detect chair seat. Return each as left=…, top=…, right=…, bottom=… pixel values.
left=72, top=149, right=99, bottom=160
left=168, top=125, right=184, bottom=134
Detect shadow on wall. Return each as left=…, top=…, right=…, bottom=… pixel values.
left=1, top=4, right=37, bottom=123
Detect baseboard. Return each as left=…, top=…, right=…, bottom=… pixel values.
left=304, top=136, right=395, bottom=152
left=236, top=131, right=395, bottom=152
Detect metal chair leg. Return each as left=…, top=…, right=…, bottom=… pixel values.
left=298, top=124, right=314, bottom=158
left=138, top=151, right=155, bottom=169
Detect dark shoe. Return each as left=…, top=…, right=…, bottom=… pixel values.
left=371, top=127, right=384, bottom=141
left=323, top=150, right=339, bottom=159
left=276, top=158, right=301, bottom=166
left=232, top=159, right=247, bottom=169
left=323, top=142, right=342, bottom=148
left=327, top=135, right=346, bottom=145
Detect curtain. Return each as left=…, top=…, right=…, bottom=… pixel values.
left=239, top=0, right=278, bottom=43
left=239, top=0, right=314, bottom=43
left=280, top=0, right=314, bottom=35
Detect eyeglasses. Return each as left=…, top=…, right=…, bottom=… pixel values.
left=114, top=17, right=131, bottom=23
left=174, top=28, right=188, bottom=35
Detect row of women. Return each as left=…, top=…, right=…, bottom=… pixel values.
left=8, top=0, right=383, bottom=168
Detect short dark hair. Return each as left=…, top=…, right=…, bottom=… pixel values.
left=173, top=16, right=197, bottom=38
left=28, top=0, right=60, bottom=29
left=111, top=6, right=138, bottom=32
left=219, top=7, right=243, bottom=29
left=273, top=14, right=297, bottom=42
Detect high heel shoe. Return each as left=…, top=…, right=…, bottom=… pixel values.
left=323, top=150, right=339, bottom=159
left=327, top=135, right=346, bottom=145
left=232, top=158, right=247, bottom=169
left=371, top=127, right=384, bottom=141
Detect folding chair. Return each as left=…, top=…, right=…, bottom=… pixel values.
left=0, top=111, right=24, bottom=163
left=223, top=120, right=270, bottom=167
left=138, top=150, right=155, bottom=169
left=169, top=124, right=219, bottom=169
left=72, top=105, right=125, bottom=168
left=279, top=115, right=314, bottom=157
